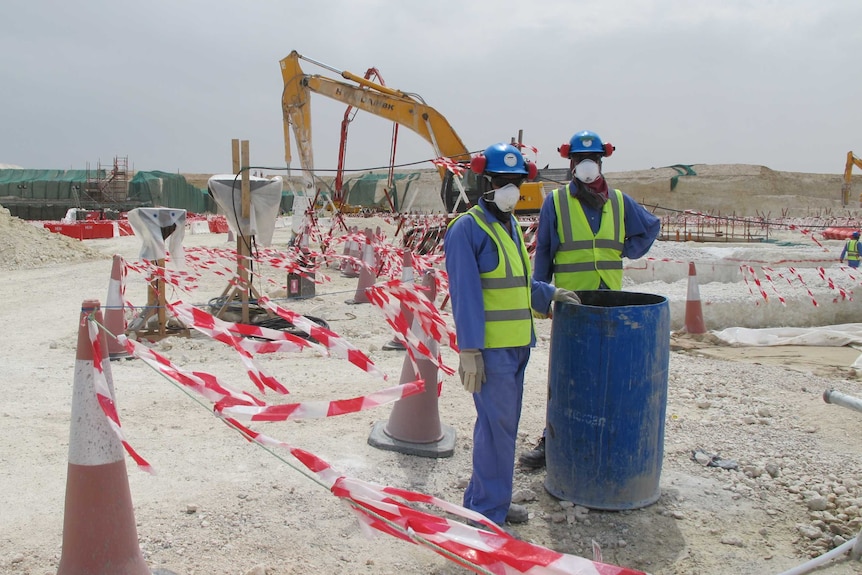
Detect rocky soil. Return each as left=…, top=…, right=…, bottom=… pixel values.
left=0, top=206, right=861, bottom=575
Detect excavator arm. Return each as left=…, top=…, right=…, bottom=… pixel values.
left=842, top=151, right=862, bottom=206
left=279, top=50, right=471, bottom=193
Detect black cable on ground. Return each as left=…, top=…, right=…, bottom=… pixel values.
left=205, top=296, right=329, bottom=344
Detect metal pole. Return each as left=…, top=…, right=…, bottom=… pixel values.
left=823, top=389, right=862, bottom=415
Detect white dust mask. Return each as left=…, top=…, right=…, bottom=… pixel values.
left=575, top=159, right=601, bottom=184
left=491, top=183, right=520, bottom=212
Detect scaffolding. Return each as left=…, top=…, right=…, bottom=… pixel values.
left=85, top=156, right=130, bottom=205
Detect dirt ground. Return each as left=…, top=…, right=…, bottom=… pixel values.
left=1, top=210, right=861, bottom=575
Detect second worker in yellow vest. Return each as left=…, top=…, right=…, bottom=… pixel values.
left=519, top=130, right=661, bottom=470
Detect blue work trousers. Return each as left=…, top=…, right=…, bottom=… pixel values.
left=463, top=346, right=530, bottom=524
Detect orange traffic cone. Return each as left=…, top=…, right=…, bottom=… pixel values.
left=684, top=261, right=707, bottom=334
left=346, top=228, right=376, bottom=305
left=57, top=300, right=150, bottom=575
left=368, top=271, right=456, bottom=457
left=105, top=254, right=131, bottom=360
left=382, top=250, right=414, bottom=351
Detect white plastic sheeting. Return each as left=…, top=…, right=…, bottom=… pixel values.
left=126, top=207, right=186, bottom=267
left=207, top=175, right=283, bottom=246
left=713, top=324, right=862, bottom=347
left=712, top=324, right=862, bottom=369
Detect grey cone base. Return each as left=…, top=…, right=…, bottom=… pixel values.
left=381, top=339, right=406, bottom=351
left=367, top=421, right=456, bottom=458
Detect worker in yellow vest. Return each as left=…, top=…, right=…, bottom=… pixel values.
left=444, top=142, right=579, bottom=528
left=840, top=231, right=861, bottom=268
left=519, top=130, right=661, bottom=470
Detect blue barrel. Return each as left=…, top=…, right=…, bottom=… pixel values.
left=544, top=290, right=670, bottom=510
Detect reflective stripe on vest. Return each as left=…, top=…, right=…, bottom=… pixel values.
left=849, top=239, right=860, bottom=261
left=457, top=206, right=533, bottom=348
left=552, top=184, right=625, bottom=290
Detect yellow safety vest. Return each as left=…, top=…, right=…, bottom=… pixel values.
left=450, top=206, right=534, bottom=348
left=551, top=184, right=625, bottom=290
left=848, top=239, right=860, bottom=261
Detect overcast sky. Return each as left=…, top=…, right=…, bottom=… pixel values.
left=2, top=0, right=860, bottom=180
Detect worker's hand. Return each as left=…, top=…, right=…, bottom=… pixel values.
left=532, top=310, right=549, bottom=320
left=458, top=349, right=485, bottom=394
left=553, top=288, right=581, bottom=305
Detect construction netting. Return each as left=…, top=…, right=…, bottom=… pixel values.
left=128, top=171, right=217, bottom=214
left=0, top=169, right=220, bottom=220
left=342, top=172, right=421, bottom=211
left=0, top=169, right=104, bottom=220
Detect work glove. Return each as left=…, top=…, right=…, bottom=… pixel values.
left=553, top=288, right=581, bottom=305
left=458, top=349, right=485, bottom=394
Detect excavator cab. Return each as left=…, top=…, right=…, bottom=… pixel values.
left=440, top=166, right=481, bottom=213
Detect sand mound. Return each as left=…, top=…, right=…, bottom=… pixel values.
left=0, top=205, right=107, bottom=270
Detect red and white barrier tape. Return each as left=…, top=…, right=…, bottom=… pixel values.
left=256, top=296, right=387, bottom=380
left=215, top=379, right=425, bottom=422
left=817, top=267, right=852, bottom=301
left=788, top=267, right=819, bottom=307
left=165, top=302, right=291, bottom=394
left=759, top=267, right=787, bottom=306
left=220, top=417, right=647, bottom=575
left=88, top=314, right=644, bottom=573
left=513, top=142, right=539, bottom=157
left=119, top=335, right=263, bottom=407
left=431, top=157, right=466, bottom=176
left=86, top=318, right=153, bottom=473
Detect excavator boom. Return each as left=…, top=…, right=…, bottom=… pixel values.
left=280, top=50, right=470, bottom=191
left=842, top=151, right=862, bottom=206
left=279, top=50, right=547, bottom=214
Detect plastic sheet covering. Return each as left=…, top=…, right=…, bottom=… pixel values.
left=127, top=207, right=187, bottom=268
left=713, top=324, right=862, bottom=347
left=207, top=175, right=283, bottom=246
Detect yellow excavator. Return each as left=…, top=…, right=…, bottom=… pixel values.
left=279, top=50, right=547, bottom=214
left=842, top=151, right=862, bottom=206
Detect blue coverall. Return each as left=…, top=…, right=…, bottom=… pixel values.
left=444, top=199, right=555, bottom=524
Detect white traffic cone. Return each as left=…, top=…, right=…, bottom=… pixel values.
left=105, top=254, right=130, bottom=360
left=368, top=271, right=456, bottom=457
left=57, top=300, right=150, bottom=575
left=346, top=228, right=376, bottom=305
left=340, top=226, right=361, bottom=278
left=382, top=250, right=414, bottom=351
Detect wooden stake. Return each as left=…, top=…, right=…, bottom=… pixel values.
left=231, top=139, right=240, bottom=175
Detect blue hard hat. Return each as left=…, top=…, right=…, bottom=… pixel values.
left=567, top=130, right=605, bottom=155
left=853, top=231, right=860, bottom=239
left=558, top=130, right=615, bottom=158
left=474, top=142, right=529, bottom=175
